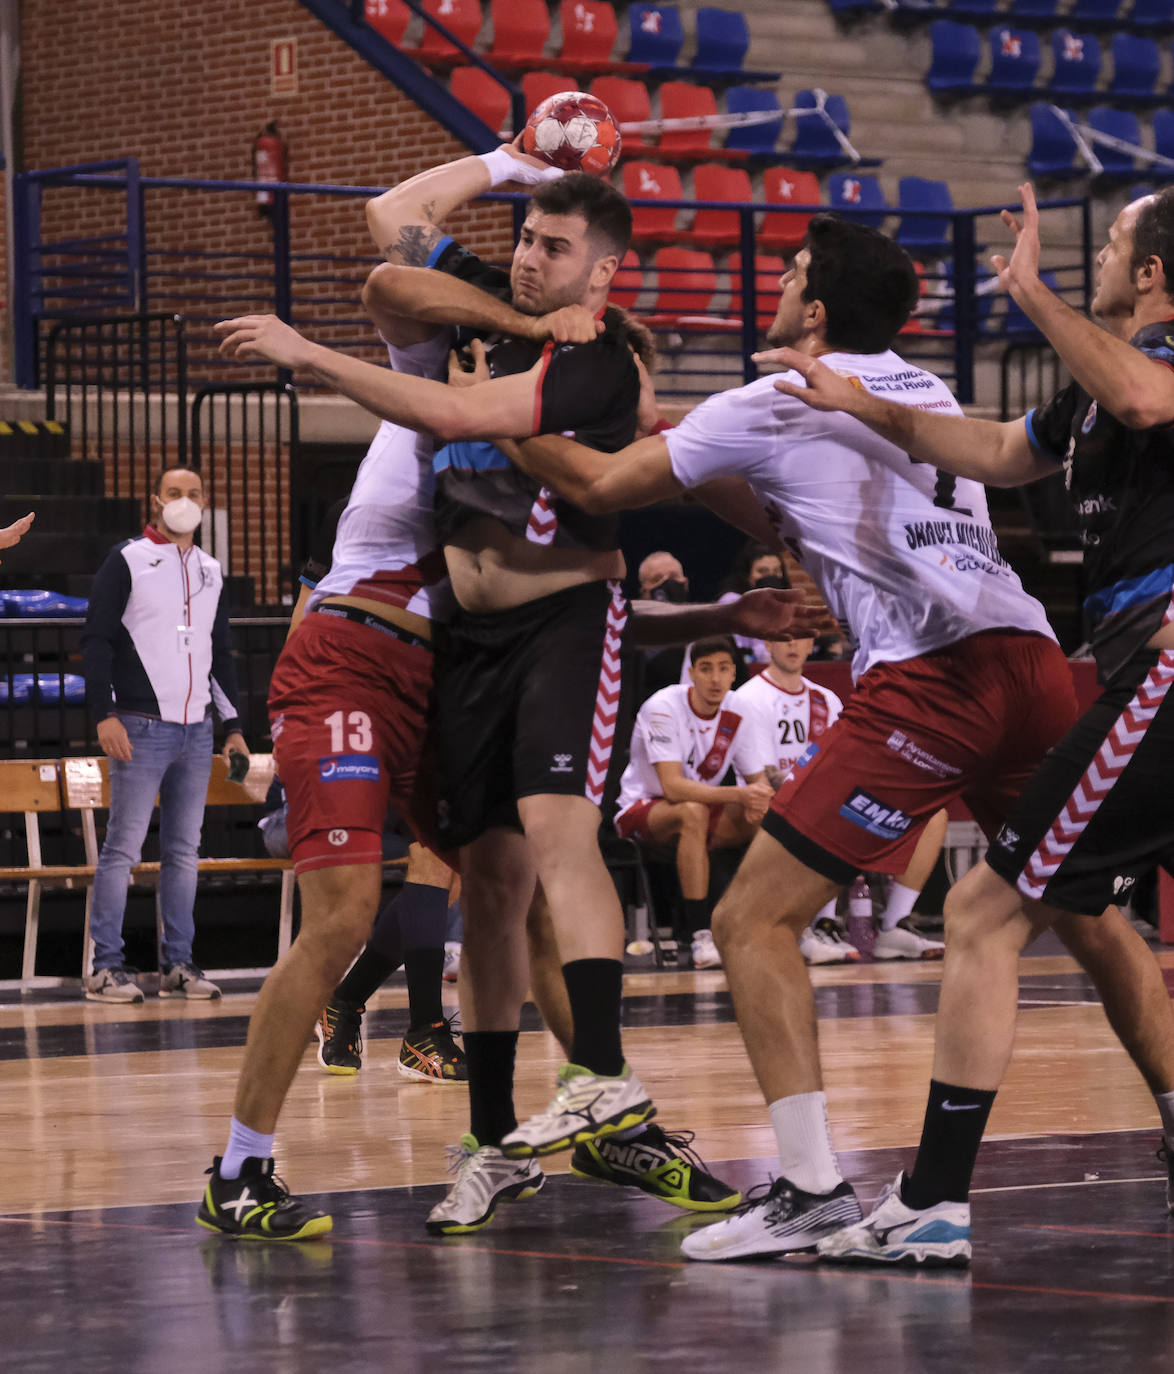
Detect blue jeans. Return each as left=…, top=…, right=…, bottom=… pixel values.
left=90, top=715, right=214, bottom=971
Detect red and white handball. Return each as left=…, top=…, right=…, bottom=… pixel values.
left=522, top=91, right=622, bottom=176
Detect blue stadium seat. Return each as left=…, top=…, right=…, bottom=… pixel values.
left=926, top=21, right=982, bottom=95
left=1150, top=107, right=1174, bottom=178
left=826, top=172, right=889, bottom=228
left=1129, top=0, right=1174, bottom=32
left=1027, top=102, right=1084, bottom=177
left=1008, top=0, right=1061, bottom=26
left=626, top=4, right=684, bottom=68
left=1047, top=30, right=1102, bottom=101
left=826, top=0, right=883, bottom=15
left=1003, top=270, right=1060, bottom=335
left=34, top=674, right=86, bottom=705
left=690, top=9, right=778, bottom=80
left=1108, top=33, right=1161, bottom=102
left=986, top=27, right=1041, bottom=96
left=1, top=588, right=88, bottom=617
left=724, top=87, right=784, bottom=159
left=1068, top=0, right=1122, bottom=29
left=943, top=0, right=999, bottom=16
left=1087, top=105, right=1142, bottom=178
left=788, top=91, right=862, bottom=170
left=897, top=176, right=955, bottom=255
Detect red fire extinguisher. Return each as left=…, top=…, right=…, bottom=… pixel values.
left=253, top=121, right=287, bottom=216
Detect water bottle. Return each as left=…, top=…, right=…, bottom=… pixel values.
left=848, top=875, right=875, bottom=959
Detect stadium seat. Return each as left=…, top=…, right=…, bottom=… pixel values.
left=926, top=21, right=982, bottom=96
left=1108, top=33, right=1161, bottom=102
left=788, top=91, right=857, bottom=170
left=644, top=247, right=738, bottom=330
left=1087, top=106, right=1142, bottom=178
left=688, top=164, right=754, bottom=247
left=943, top=0, right=999, bottom=16
left=1008, top=0, right=1061, bottom=26
left=1152, top=108, right=1174, bottom=179
left=1027, top=103, right=1084, bottom=177
left=760, top=167, right=821, bottom=253
left=724, top=87, right=784, bottom=160
left=1129, top=0, right=1174, bottom=31
left=417, top=0, right=483, bottom=61
left=553, top=1, right=624, bottom=75
left=591, top=77, right=652, bottom=155
left=521, top=71, right=576, bottom=116
left=985, top=27, right=1041, bottom=96
left=826, top=172, right=889, bottom=228
left=658, top=83, right=744, bottom=163
left=1003, top=269, right=1060, bottom=334
left=626, top=4, right=685, bottom=69
left=623, top=161, right=684, bottom=242
left=897, top=176, right=955, bottom=255
left=365, top=0, right=412, bottom=47
left=728, top=251, right=786, bottom=331
left=609, top=248, right=644, bottom=310
left=488, top=0, right=551, bottom=68
left=826, top=0, right=883, bottom=16
left=450, top=67, right=512, bottom=135
left=1047, top=31, right=1102, bottom=102
left=1068, top=0, right=1122, bottom=29
left=689, top=9, right=781, bottom=81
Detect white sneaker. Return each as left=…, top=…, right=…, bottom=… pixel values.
left=816, top=1172, right=971, bottom=1267
left=872, top=918, right=945, bottom=961
left=798, top=917, right=860, bottom=965
left=691, top=929, right=722, bottom=969
left=442, top=941, right=461, bottom=984
left=83, top=965, right=144, bottom=1003
left=681, top=1176, right=862, bottom=1261
left=500, top=1062, right=655, bottom=1158
left=424, top=1134, right=544, bottom=1235
left=159, top=961, right=221, bottom=999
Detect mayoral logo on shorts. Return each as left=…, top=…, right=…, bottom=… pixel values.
left=838, top=787, right=913, bottom=841
left=318, top=753, right=381, bottom=782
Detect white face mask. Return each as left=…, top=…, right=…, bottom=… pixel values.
left=159, top=497, right=203, bottom=535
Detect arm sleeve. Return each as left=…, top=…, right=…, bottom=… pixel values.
left=209, top=595, right=244, bottom=734
left=80, top=548, right=131, bottom=722
left=1024, top=381, right=1079, bottom=463
left=641, top=695, right=685, bottom=766
left=732, top=708, right=770, bottom=777
left=664, top=382, right=781, bottom=488
left=822, top=685, right=844, bottom=728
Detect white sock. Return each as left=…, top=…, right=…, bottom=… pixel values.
left=220, top=1117, right=275, bottom=1179
left=813, top=898, right=837, bottom=924
left=1156, top=1089, right=1174, bottom=1144
left=881, top=881, right=919, bottom=931
left=768, top=1091, right=843, bottom=1195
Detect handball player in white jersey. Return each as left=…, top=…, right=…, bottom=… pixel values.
left=495, top=213, right=1174, bottom=1263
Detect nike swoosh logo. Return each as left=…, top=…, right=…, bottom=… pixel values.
left=941, top=1101, right=981, bottom=1111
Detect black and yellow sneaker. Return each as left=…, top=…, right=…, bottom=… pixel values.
left=397, top=1015, right=468, bottom=1083
left=196, top=1156, right=333, bottom=1241
left=570, top=1124, right=741, bottom=1212
left=315, top=997, right=364, bottom=1075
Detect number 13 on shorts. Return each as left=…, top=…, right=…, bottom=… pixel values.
left=325, top=709, right=373, bottom=752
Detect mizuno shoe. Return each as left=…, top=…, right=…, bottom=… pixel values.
left=816, top=1172, right=971, bottom=1267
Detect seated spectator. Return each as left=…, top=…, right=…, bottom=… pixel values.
left=718, top=540, right=792, bottom=669
left=614, top=637, right=772, bottom=969
left=638, top=549, right=694, bottom=695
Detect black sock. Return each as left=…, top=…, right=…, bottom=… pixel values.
left=563, top=958, right=624, bottom=1076
left=902, top=1079, right=997, bottom=1208
left=681, top=897, right=710, bottom=936
left=367, top=890, right=407, bottom=964
left=335, top=944, right=401, bottom=1006
left=404, top=947, right=445, bottom=1029
left=465, top=1030, right=519, bottom=1147
left=395, top=882, right=450, bottom=948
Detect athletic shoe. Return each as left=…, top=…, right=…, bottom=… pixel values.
left=443, top=941, right=461, bottom=983
left=570, top=1124, right=740, bottom=1212
left=1158, top=1139, right=1174, bottom=1213
left=398, top=1016, right=467, bottom=1083
left=500, top=1062, right=655, bottom=1158
left=83, top=965, right=145, bottom=1003
left=159, top=961, right=221, bottom=999
left=872, top=918, right=945, bottom=961
left=196, top=1156, right=333, bottom=1241
left=425, top=1134, right=545, bottom=1235
left=680, top=1176, right=862, bottom=1261
left=798, top=918, right=861, bottom=965
left=315, top=997, right=364, bottom=1075
left=691, top=929, right=722, bottom=969
left=816, top=1172, right=971, bottom=1267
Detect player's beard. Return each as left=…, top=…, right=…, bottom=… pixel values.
left=764, top=312, right=801, bottom=348
left=512, top=259, right=595, bottom=317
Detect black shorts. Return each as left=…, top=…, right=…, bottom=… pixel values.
left=433, top=579, right=634, bottom=848
left=986, top=646, right=1174, bottom=915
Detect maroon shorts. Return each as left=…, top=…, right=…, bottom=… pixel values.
left=764, top=631, right=1079, bottom=883
left=268, top=610, right=435, bottom=875
left=615, top=797, right=725, bottom=846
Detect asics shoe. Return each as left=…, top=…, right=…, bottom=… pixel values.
left=159, top=961, right=221, bottom=999
left=83, top=964, right=144, bottom=1003
left=425, top=1134, right=545, bottom=1235
left=1158, top=1139, right=1174, bottom=1214
left=690, top=929, right=722, bottom=969
left=571, top=1124, right=739, bottom=1212
left=816, top=1172, right=971, bottom=1267
left=196, top=1156, right=332, bottom=1242
left=442, top=941, right=461, bottom=984
left=872, top=918, right=945, bottom=961
left=799, top=918, right=861, bottom=966
left=315, top=997, right=364, bottom=1075
left=398, top=1016, right=467, bottom=1083
left=501, top=1062, right=655, bottom=1159
left=681, top=1176, right=862, bottom=1261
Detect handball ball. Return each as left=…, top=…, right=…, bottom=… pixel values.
left=522, top=91, right=622, bottom=176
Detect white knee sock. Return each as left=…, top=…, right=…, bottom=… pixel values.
left=220, top=1117, right=275, bottom=1179
left=881, top=881, right=919, bottom=931
left=768, top=1091, right=843, bottom=1195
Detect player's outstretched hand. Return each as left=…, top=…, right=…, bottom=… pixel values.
left=724, top=586, right=807, bottom=640
left=0, top=510, right=34, bottom=563
left=752, top=348, right=864, bottom=414
left=214, top=315, right=316, bottom=369
left=991, top=182, right=1042, bottom=299
left=534, top=304, right=603, bottom=344
left=499, top=135, right=566, bottom=185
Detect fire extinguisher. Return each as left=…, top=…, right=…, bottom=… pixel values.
left=253, top=121, right=286, bottom=217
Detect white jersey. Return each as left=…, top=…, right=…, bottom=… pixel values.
left=615, top=683, right=761, bottom=818
left=733, top=671, right=842, bottom=777
left=310, top=332, right=455, bottom=624
left=665, top=351, right=1056, bottom=679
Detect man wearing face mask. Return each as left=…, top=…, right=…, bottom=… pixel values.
left=80, top=466, right=248, bottom=1003
left=638, top=551, right=694, bottom=696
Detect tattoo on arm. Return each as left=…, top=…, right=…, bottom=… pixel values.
left=764, top=765, right=785, bottom=791
left=386, top=224, right=443, bottom=267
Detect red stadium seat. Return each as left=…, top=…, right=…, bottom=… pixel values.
left=729, top=251, right=785, bottom=331
left=417, top=0, right=483, bottom=61
left=366, top=0, right=412, bottom=47
left=760, top=167, right=821, bottom=254
left=451, top=67, right=512, bottom=136
left=488, top=0, right=551, bottom=69
left=643, top=247, right=739, bottom=329
left=521, top=72, right=580, bottom=116
left=658, top=83, right=746, bottom=163
left=591, top=76, right=653, bottom=156
left=553, top=1, right=626, bottom=75
left=609, top=249, right=644, bottom=310
left=688, top=164, right=754, bottom=247
left=622, top=161, right=683, bottom=243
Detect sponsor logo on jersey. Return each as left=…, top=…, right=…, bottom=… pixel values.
left=1113, top=874, right=1135, bottom=896
left=838, top=788, right=913, bottom=840
left=884, top=730, right=961, bottom=780
left=551, top=753, right=574, bottom=774
left=904, top=518, right=1008, bottom=568
left=1081, top=400, right=1097, bottom=435
left=994, top=824, right=1019, bottom=851
left=328, top=829, right=349, bottom=846
left=795, top=743, right=819, bottom=769
left=318, top=754, right=380, bottom=782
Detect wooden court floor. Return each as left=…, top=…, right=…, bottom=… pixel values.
left=3, top=947, right=1174, bottom=1372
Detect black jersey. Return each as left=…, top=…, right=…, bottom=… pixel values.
left=425, top=236, right=641, bottom=551
left=1026, top=317, right=1174, bottom=681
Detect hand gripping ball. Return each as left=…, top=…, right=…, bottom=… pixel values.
left=522, top=91, right=622, bottom=176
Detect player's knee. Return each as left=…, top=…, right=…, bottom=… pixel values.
left=942, top=863, right=1023, bottom=952
left=676, top=801, right=711, bottom=837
